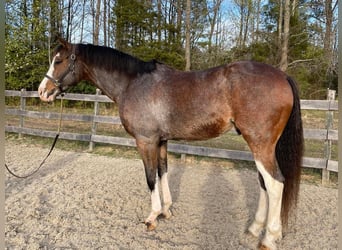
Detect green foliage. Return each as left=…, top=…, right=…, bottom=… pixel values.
left=113, top=0, right=157, bottom=50
left=5, top=1, right=49, bottom=91
left=287, top=45, right=331, bottom=99
left=228, top=41, right=278, bottom=65
left=288, top=4, right=310, bottom=61
left=5, top=0, right=337, bottom=101
left=5, top=43, right=48, bottom=91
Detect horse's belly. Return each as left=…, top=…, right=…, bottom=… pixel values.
left=168, top=116, right=233, bottom=141
left=190, top=117, right=233, bottom=139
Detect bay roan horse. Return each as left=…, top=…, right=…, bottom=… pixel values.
left=38, top=38, right=303, bottom=250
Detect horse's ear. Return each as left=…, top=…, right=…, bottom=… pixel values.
left=57, top=37, right=71, bottom=49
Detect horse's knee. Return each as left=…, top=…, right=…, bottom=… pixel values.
left=136, top=140, right=159, bottom=191
left=145, top=168, right=157, bottom=191
left=158, top=163, right=167, bottom=179
left=157, top=141, right=168, bottom=178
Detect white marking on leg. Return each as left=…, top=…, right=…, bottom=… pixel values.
left=161, top=172, right=172, bottom=218
left=151, top=178, right=162, bottom=213
left=255, top=160, right=283, bottom=250
left=248, top=186, right=268, bottom=237
left=146, top=176, right=162, bottom=226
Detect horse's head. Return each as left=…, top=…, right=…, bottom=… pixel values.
left=38, top=38, right=80, bottom=102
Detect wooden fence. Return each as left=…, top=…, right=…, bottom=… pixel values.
left=5, top=89, right=338, bottom=184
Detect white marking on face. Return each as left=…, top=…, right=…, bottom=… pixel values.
left=40, top=53, right=59, bottom=91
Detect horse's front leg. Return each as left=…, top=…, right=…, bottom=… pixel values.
left=136, top=139, right=162, bottom=230
left=158, top=141, right=172, bottom=219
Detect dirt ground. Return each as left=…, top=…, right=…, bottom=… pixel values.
left=5, top=141, right=338, bottom=249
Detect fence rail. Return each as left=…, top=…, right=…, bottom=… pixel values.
left=5, top=89, right=338, bottom=183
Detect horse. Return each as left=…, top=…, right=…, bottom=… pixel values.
left=38, top=38, right=303, bottom=250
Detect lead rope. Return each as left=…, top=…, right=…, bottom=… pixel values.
left=5, top=96, right=64, bottom=179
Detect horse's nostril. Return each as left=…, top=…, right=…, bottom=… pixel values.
left=38, top=87, right=46, bottom=96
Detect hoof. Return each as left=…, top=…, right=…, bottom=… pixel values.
left=239, top=231, right=259, bottom=249
left=161, top=209, right=172, bottom=219
left=248, top=220, right=265, bottom=238
left=258, top=243, right=271, bottom=250
left=145, top=220, right=157, bottom=231
left=258, top=228, right=281, bottom=250
left=258, top=241, right=277, bottom=250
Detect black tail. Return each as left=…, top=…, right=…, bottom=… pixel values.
left=276, top=76, right=304, bottom=226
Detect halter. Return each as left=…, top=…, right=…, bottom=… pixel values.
left=45, top=46, right=77, bottom=88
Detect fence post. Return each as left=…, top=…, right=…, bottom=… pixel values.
left=89, top=89, right=101, bottom=151
left=181, top=153, right=186, bottom=163
left=19, top=88, right=26, bottom=138
left=322, top=89, right=335, bottom=185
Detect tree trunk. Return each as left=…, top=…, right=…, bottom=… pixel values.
left=185, top=0, right=191, bottom=71
left=93, top=0, right=101, bottom=45
left=157, top=0, right=162, bottom=43
left=238, top=2, right=244, bottom=48
left=277, top=0, right=283, bottom=48
left=103, top=0, right=107, bottom=46
left=80, top=0, right=86, bottom=42
left=107, top=0, right=111, bottom=46
left=66, top=0, right=72, bottom=41
left=279, top=0, right=290, bottom=71
left=176, top=0, right=182, bottom=46
left=242, top=0, right=251, bottom=46
left=324, top=0, right=333, bottom=71
left=207, top=0, right=222, bottom=53
left=253, top=0, right=261, bottom=43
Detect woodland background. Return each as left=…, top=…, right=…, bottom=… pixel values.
left=5, top=0, right=338, bottom=99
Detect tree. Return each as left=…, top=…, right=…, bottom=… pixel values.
left=103, top=0, right=107, bottom=46
left=206, top=0, right=223, bottom=55
left=93, top=0, right=101, bottom=45
left=49, top=0, right=62, bottom=39
left=185, top=0, right=191, bottom=70
left=279, top=0, right=290, bottom=71
left=233, top=0, right=253, bottom=49
left=320, top=0, right=338, bottom=86
left=4, top=0, right=338, bottom=98
left=5, top=0, right=50, bottom=91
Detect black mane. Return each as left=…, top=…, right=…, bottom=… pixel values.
left=76, top=43, right=157, bottom=76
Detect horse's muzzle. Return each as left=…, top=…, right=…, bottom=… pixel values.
left=38, top=86, right=61, bottom=102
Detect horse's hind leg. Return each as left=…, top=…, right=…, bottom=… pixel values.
left=248, top=172, right=268, bottom=238
left=254, top=154, right=284, bottom=250
left=158, top=141, right=172, bottom=219
left=136, top=139, right=162, bottom=230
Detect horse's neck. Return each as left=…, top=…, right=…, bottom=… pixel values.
left=84, top=66, right=131, bottom=104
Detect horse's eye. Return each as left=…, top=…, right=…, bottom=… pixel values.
left=54, top=60, right=62, bottom=65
